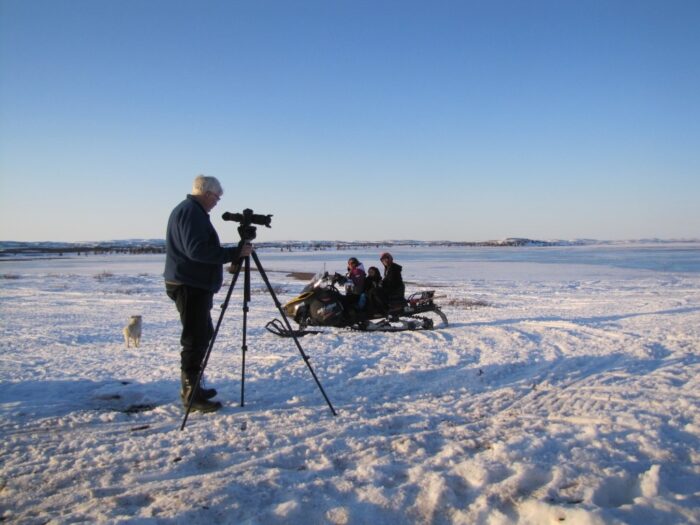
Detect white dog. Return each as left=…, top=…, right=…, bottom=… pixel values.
left=123, top=315, right=142, bottom=348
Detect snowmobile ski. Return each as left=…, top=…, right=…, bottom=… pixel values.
left=265, top=318, right=321, bottom=337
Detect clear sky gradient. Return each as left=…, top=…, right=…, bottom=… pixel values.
left=1, top=0, right=698, bottom=243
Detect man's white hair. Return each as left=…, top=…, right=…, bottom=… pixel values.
left=192, top=175, right=223, bottom=196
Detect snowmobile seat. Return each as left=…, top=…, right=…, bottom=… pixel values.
left=386, top=297, right=408, bottom=319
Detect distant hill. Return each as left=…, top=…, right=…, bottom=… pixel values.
left=0, top=240, right=166, bottom=257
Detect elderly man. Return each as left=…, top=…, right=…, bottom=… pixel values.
left=165, top=175, right=252, bottom=413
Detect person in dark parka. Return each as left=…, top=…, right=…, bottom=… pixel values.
left=367, top=252, right=405, bottom=314
left=365, top=266, right=382, bottom=292
left=379, top=252, right=405, bottom=300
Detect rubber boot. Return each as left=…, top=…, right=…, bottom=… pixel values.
left=198, top=381, right=218, bottom=400
left=179, top=376, right=218, bottom=402
left=181, top=371, right=222, bottom=413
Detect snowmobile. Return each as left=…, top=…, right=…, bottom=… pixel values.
left=266, top=270, right=449, bottom=337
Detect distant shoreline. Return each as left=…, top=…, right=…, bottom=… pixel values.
left=5, top=237, right=698, bottom=259
left=2, top=238, right=699, bottom=261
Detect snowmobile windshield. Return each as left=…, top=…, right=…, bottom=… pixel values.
left=301, top=270, right=328, bottom=293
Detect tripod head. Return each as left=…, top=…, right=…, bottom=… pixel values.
left=222, top=209, right=272, bottom=242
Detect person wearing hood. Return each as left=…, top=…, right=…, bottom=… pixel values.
left=344, top=257, right=367, bottom=309
left=365, top=266, right=382, bottom=291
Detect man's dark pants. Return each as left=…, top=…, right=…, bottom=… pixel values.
left=166, top=284, right=214, bottom=375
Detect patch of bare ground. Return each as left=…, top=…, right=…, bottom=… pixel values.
left=443, top=297, right=490, bottom=309
left=287, top=271, right=316, bottom=280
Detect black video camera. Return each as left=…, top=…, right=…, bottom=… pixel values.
left=222, top=209, right=272, bottom=228
left=222, top=209, right=273, bottom=242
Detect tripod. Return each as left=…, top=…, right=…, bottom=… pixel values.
left=180, top=238, right=338, bottom=431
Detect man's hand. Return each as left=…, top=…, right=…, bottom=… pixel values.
left=240, top=242, right=253, bottom=258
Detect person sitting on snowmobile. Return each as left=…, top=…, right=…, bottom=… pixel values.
left=345, top=257, right=367, bottom=308
left=334, top=257, right=367, bottom=312
left=368, top=252, right=405, bottom=314
left=366, top=266, right=382, bottom=291
left=380, top=253, right=405, bottom=299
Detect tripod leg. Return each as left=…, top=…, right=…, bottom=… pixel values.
left=240, top=255, right=251, bottom=407
left=180, top=261, right=243, bottom=431
left=251, top=251, right=338, bottom=416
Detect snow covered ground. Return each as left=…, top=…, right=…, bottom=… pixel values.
left=1, top=245, right=699, bottom=524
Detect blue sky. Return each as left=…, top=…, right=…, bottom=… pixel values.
left=1, top=0, right=698, bottom=243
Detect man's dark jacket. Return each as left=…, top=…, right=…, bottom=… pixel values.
left=164, top=195, right=240, bottom=293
